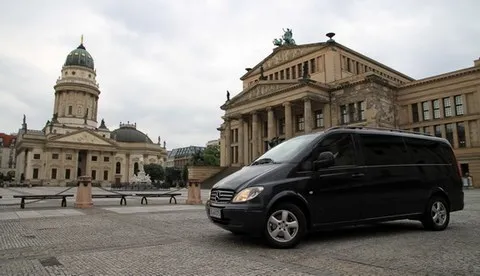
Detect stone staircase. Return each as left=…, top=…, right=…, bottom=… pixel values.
left=200, top=166, right=243, bottom=190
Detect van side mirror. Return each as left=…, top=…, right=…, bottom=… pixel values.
left=313, top=151, right=335, bottom=170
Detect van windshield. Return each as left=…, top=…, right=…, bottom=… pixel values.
left=251, top=133, right=321, bottom=165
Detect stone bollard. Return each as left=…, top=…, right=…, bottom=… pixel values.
left=186, top=179, right=202, bottom=205
left=75, top=176, right=93, bottom=208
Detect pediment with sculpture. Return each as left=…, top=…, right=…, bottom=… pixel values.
left=48, top=130, right=117, bottom=147
left=228, top=83, right=294, bottom=107
left=242, top=44, right=326, bottom=80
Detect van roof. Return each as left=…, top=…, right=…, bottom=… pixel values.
left=325, top=126, right=451, bottom=145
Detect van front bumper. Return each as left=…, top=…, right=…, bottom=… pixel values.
left=205, top=200, right=265, bottom=235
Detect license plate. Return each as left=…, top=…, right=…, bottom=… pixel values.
left=209, top=207, right=222, bottom=219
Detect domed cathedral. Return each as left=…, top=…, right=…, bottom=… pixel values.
left=14, top=36, right=168, bottom=186
left=218, top=29, right=480, bottom=188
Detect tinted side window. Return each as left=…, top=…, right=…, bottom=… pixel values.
left=404, top=137, right=448, bottom=164
left=359, top=134, right=409, bottom=165
left=315, top=133, right=357, bottom=167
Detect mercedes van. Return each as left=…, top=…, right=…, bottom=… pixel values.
left=205, top=126, right=465, bottom=248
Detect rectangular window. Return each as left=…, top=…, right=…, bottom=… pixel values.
left=310, top=58, right=316, bottom=73
left=263, top=121, right=268, bottom=137
left=65, top=169, right=71, bottom=180
left=443, top=97, right=452, bottom=117
left=68, top=106, right=73, bottom=115
left=445, top=123, right=454, bottom=145
left=103, top=170, right=109, bottom=181
left=286, top=68, right=290, bottom=79
left=454, top=95, right=464, bottom=116
left=66, top=154, right=73, bottom=160
left=51, top=168, right=57, bottom=179
left=340, top=105, right=348, bottom=124
left=52, top=153, right=59, bottom=159
left=91, top=156, right=98, bottom=161
left=292, top=66, right=296, bottom=79
left=33, top=154, right=41, bottom=159
left=413, top=127, right=420, bottom=132
left=359, top=134, right=409, bottom=165
left=280, top=70, right=284, bottom=80
left=91, top=170, right=96, bottom=180
left=103, top=156, right=109, bottom=162
left=434, top=125, right=442, bottom=137
left=314, top=110, right=324, bottom=128
left=456, top=122, right=466, bottom=148
left=357, top=101, right=366, bottom=121
left=433, top=99, right=440, bottom=119
left=412, top=103, right=419, bottom=122
left=296, top=115, right=304, bottom=131
left=422, top=101, right=430, bottom=120
left=297, top=64, right=302, bottom=78
left=33, top=168, right=39, bottom=179
left=274, top=72, right=278, bottom=80
left=348, top=103, right=355, bottom=122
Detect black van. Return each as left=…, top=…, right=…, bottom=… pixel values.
left=205, top=126, right=465, bottom=248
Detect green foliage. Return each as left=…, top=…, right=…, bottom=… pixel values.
left=190, top=145, right=220, bottom=166
left=165, top=167, right=182, bottom=185
left=143, top=164, right=164, bottom=181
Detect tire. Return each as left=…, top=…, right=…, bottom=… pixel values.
left=421, top=196, right=450, bottom=231
left=264, top=203, right=307, bottom=249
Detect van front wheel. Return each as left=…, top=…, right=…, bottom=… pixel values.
left=264, top=203, right=306, bottom=249
left=422, top=196, right=450, bottom=231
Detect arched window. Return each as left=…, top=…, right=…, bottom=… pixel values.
left=115, top=162, right=121, bottom=174
left=134, top=162, right=139, bottom=175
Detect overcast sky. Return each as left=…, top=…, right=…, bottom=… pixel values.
left=0, top=0, right=478, bottom=149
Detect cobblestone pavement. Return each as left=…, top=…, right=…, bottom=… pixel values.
left=0, top=189, right=479, bottom=276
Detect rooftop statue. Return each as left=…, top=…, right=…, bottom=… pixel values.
left=273, top=28, right=296, bottom=47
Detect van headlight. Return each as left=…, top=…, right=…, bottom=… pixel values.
left=232, top=187, right=264, bottom=203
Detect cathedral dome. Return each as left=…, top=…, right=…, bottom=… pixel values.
left=64, top=43, right=94, bottom=70
left=111, top=123, right=153, bottom=143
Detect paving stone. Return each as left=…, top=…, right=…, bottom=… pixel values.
left=0, top=190, right=478, bottom=275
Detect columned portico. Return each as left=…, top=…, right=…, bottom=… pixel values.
left=303, top=97, right=313, bottom=132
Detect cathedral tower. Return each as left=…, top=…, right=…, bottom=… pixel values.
left=52, top=36, right=100, bottom=130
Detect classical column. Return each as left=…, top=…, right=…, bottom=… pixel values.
left=251, top=112, right=259, bottom=160
left=323, top=103, right=331, bottom=128
left=224, top=119, right=232, bottom=166
left=237, top=116, right=244, bottom=165
left=243, top=119, right=249, bottom=165
left=304, top=97, right=313, bottom=133
left=267, top=107, right=275, bottom=140
left=283, top=102, right=293, bottom=139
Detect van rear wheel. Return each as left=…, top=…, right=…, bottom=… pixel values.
left=264, top=203, right=306, bottom=249
left=421, top=196, right=450, bottom=231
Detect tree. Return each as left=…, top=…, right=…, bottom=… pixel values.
left=190, top=145, right=220, bottom=166
left=203, top=145, right=220, bottom=166
left=165, top=167, right=181, bottom=186
left=143, top=164, right=164, bottom=181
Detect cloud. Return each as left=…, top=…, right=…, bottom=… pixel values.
left=0, top=0, right=479, bottom=149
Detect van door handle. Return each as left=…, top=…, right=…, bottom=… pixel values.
left=351, top=173, right=365, bottom=178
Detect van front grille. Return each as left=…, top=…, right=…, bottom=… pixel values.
left=210, top=189, right=235, bottom=203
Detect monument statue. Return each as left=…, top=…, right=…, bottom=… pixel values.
left=130, top=156, right=151, bottom=185
left=259, top=65, right=267, bottom=80
left=226, top=90, right=230, bottom=101
left=163, top=141, right=166, bottom=148
left=23, top=114, right=26, bottom=125
left=273, top=28, right=296, bottom=47
left=157, top=136, right=161, bottom=144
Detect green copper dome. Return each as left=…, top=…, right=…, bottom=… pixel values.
left=64, top=43, right=94, bottom=69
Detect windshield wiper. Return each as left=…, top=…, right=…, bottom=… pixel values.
left=251, top=158, right=276, bottom=165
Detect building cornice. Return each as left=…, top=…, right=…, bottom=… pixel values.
left=400, top=66, right=480, bottom=89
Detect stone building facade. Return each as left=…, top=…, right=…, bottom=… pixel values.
left=218, top=32, right=480, bottom=187
left=14, top=39, right=168, bottom=186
